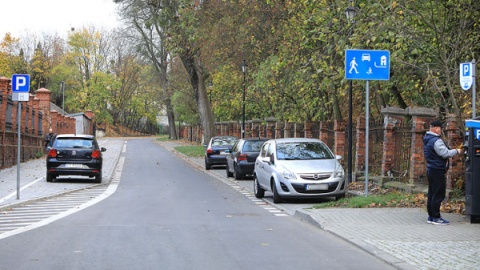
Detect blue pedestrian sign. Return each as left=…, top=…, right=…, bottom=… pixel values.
left=345, top=50, right=390, bottom=80
left=460, top=62, right=473, bottom=91
left=11, top=74, right=30, bottom=102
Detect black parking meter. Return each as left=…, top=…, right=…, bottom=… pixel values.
left=465, top=119, right=480, bottom=223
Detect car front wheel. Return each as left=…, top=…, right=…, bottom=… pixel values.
left=272, top=181, right=282, bottom=203
left=226, top=163, right=233, bottom=177
left=254, top=176, right=265, bottom=198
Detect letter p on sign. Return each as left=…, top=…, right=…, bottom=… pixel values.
left=12, top=74, right=30, bottom=92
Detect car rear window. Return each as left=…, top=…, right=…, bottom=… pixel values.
left=53, top=138, right=94, bottom=149
left=243, top=140, right=265, bottom=152
left=212, top=137, right=237, bottom=146
left=276, top=142, right=334, bottom=160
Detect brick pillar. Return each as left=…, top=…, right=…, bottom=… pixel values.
left=251, top=119, right=261, bottom=138
left=266, top=118, right=276, bottom=138
left=32, top=98, right=40, bottom=136
left=334, top=120, right=346, bottom=165
left=0, top=77, right=10, bottom=131
left=35, top=88, right=51, bottom=133
left=319, top=121, right=332, bottom=147
left=381, top=107, right=406, bottom=178
left=275, top=121, right=284, bottom=139
left=445, top=116, right=464, bottom=190
left=284, top=122, right=293, bottom=138
left=408, top=107, right=437, bottom=185
left=355, top=117, right=366, bottom=174
left=304, top=121, right=313, bottom=138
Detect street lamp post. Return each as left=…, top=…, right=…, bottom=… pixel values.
left=60, top=81, right=65, bottom=115
left=241, top=60, right=248, bottom=138
left=346, top=0, right=356, bottom=184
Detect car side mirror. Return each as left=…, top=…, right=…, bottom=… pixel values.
left=101, top=147, right=107, bottom=152
left=336, top=155, right=342, bottom=160
left=269, top=154, right=275, bottom=165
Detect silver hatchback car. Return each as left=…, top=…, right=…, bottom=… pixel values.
left=254, top=138, right=346, bottom=203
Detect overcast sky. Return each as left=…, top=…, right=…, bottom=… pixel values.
left=0, top=0, right=121, bottom=38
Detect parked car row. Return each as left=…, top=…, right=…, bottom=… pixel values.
left=204, top=136, right=347, bottom=203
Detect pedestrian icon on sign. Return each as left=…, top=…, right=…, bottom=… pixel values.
left=349, top=57, right=359, bottom=74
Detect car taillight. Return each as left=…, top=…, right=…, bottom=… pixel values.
left=207, top=148, right=213, bottom=154
left=48, top=149, right=57, bottom=158
left=92, top=150, right=101, bottom=159
left=238, top=154, right=247, bottom=161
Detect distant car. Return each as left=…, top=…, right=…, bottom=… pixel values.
left=46, top=134, right=106, bottom=183
left=254, top=138, right=346, bottom=203
left=204, top=136, right=239, bottom=170
left=226, top=137, right=269, bottom=180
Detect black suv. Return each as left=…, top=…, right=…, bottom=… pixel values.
left=46, top=134, right=106, bottom=183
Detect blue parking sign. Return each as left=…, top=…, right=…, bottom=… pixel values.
left=12, top=74, right=30, bottom=92
left=345, top=50, right=390, bottom=80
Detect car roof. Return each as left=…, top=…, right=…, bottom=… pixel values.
left=211, top=136, right=238, bottom=140
left=268, top=138, right=324, bottom=143
left=55, top=134, right=95, bottom=139
left=239, top=137, right=269, bottom=141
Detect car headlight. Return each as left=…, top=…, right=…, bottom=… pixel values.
left=282, top=170, right=296, bottom=179
left=334, top=164, right=345, bottom=179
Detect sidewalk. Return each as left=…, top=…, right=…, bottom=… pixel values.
left=1, top=138, right=480, bottom=270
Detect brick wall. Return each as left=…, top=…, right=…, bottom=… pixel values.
left=0, top=77, right=95, bottom=169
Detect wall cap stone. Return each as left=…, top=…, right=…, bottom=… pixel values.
left=381, top=106, right=407, bottom=116
left=406, top=107, right=437, bottom=117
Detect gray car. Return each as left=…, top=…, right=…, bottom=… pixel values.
left=254, top=138, right=346, bottom=203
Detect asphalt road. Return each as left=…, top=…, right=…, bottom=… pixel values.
left=0, top=138, right=394, bottom=270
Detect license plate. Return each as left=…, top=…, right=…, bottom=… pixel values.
left=65, top=164, right=84, bottom=168
left=306, top=184, right=328, bottom=191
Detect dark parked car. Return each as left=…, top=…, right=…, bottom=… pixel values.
left=226, top=137, right=269, bottom=180
left=204, top=136, right=239, bottom=170
left=46, top=134, right=106, bottom=183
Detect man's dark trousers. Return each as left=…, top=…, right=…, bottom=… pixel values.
left=427, top=168, right=446, bottom=218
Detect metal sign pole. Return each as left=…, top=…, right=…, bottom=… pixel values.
left=365, top=81, right=369, bottom=197
left=473, top=59, right=476, bottom=118
left=17, top=102, right=21, bottom=199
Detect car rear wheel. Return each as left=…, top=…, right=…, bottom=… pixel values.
left=205, top=159, right=211, bottom=170
left=254, top=176, right=265, bottom=198
left=95, top=172, right=102, bottom=183
left=226, top=163, right=233, bottom=177
left=233, top=164, right=243, bottom=180
left=46, top=173, right=54, bottom=182
left=272, top=181, right=282, bottom=203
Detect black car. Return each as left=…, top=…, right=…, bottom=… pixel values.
left=226, top=137, right=269, bottom=180
left=204, top=136, right=239, bottom=170
left=46, top=134, right=106, bottom=183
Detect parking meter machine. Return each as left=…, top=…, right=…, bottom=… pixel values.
left=465, top=118, right=480, bottom=223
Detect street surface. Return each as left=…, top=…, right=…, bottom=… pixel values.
left=0, top=138, right=393, bottom=270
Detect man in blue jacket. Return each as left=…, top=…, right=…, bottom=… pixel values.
left=423, top=120, right=462, bottom=225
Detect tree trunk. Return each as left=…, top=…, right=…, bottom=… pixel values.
left=180, top=51, right=215, bottom=144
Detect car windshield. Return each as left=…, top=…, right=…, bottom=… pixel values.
left=276, top=142, right=334, bottom=160
left=212, top=137, right=237, bottom=146
left=53, top=138, right=94, bottom=149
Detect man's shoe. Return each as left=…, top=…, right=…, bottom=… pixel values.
left=427, top=216, right=434, bottom=224
left=431, top=217, right=450, bottom=225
